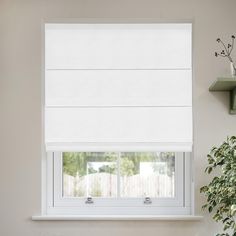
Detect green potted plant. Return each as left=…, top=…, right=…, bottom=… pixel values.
left=200, top=136, right=236, bottom=236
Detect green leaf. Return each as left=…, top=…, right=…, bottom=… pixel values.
left=222, top=217, right=230, bottom=223
left=230, top=204, right=236, bottom=216
left=202, top=204, right=208, bottom=210
left=208, top=167, right=213, bottom=174
left=223, top=223, right=230, bottom=231
left=200, top=186, right=208, bottom=193
left=209, top=206, right=213, bottom=213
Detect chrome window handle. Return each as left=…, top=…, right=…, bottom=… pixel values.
left=85, top=197, right=94, bottom=204
left=143, top=197, right=152, bottom=204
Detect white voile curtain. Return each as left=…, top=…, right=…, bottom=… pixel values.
left=45, top=23, right=192, bottom=152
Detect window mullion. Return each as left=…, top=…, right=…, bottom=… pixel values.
left=117, top=152, right=121, bottom=198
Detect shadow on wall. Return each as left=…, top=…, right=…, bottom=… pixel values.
left=208, top=90, right=229, bottom=113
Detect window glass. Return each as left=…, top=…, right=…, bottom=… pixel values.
left=63, top=152, right=117, bottom=197
left=120, top=152, right=175, bottom=198
left=63, top=152, right=175, bottom=198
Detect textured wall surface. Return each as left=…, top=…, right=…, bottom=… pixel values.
left=1, top=0, right=236, bottom=235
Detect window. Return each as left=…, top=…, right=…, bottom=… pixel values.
left=47, top=151, right=191, bottom=215
left=44, top=23, right=193, bottom=216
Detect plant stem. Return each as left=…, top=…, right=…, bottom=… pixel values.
left=219, top=39, right=230, bottom=56
left=229, top=37, right=235, bottom=55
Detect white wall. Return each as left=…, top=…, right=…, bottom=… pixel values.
left=0, top=0, right=236, bottom=235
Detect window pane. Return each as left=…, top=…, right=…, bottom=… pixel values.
left=62, top=152, right=175, bottom=198
left=120, top=152, right=175, bottom=198
left=63, top=152, right=117, bottom=197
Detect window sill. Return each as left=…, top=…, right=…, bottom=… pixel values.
left=32, top=215, right=203, bottom=221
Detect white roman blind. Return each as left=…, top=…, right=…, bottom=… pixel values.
left=45, top=23, right=192, bottom=152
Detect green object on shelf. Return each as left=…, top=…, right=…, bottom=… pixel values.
left=209, top=77, right=236, bottom=114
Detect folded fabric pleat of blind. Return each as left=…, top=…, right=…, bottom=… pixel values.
left=45, top=23, right=192, bottom=152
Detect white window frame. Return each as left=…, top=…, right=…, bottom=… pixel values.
left=45, top=152, right=193, bottom=215
left=41, top=20, right=194, bottom=217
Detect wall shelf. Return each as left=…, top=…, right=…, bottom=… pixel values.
left=209, top=77, right=236, bottom=114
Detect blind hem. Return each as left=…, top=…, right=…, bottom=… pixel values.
left=45, top=142, right=192, bottom=152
